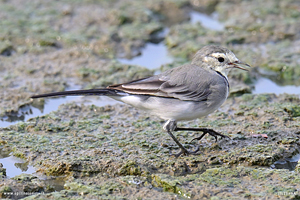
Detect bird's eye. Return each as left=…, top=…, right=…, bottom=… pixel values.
left=218, top=57, right=225, bottom=62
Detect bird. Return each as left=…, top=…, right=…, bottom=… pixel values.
left=31, top=45, right=250, bottom=157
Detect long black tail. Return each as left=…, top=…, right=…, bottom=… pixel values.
left=31, top=89, right=119, bottom=99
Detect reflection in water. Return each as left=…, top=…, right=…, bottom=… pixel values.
left=0, top=150, right=65, bottom=191
left=271, top=154, right=300, bottom=171
left=0, top=96, right=119, bottom=128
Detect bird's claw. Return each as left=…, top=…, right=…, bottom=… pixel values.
left=169, top=145, right=200, bottom=158
left=190, top=130, right=230, bottom=143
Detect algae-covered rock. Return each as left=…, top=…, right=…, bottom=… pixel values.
left=152, top=173, right=191, bottom=198
left=12, top=174, right=38, bottom=182
left=23, top=166, right=300, bottom=199
left=0, top=164, right=6, bottom=177
left=1, top=0, right=300, bottom=199
left=0, top=93, right=300, bottom=199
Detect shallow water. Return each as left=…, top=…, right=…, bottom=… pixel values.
left=117, top=10, right=225, bottom=70
left=0, top=96, right=118, bottom=128
left=253, top=77, right=300, bottom=95
left=0, top=152, right=65, bottom=192
left=190, top=11, right=224, bottom=31
left=271, top=153, right=300, bottom=171
left=118, top=42, right=173, bottom=70
left=0, top=154, right=35, bottom=178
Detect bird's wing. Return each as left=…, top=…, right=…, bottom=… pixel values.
left=108, top=64, right=226, bottom=101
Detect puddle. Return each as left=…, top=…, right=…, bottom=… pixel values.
left=0, top=96, right=119, bottom=128
left=271, top=153, right=300, bottom=171
left=118, top=41, right=173, bottom=70
left=118, top=10, right=225, bottom=70
left=253, top=77, right=300, bottom=95
left=0, top=153, right=35, bottom=178
left=118, top=10, right=225, bottom=69
left=190, top=11, right=224, bottom=31
left=0, top=153, right=66, bottom=195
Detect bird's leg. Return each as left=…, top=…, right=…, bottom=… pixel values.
left=163, top=120, right=200, bottom=157
left=174, top=127, right=229, bottom=142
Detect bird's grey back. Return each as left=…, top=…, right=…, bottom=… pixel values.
left=157, top=64, right=229, bottom=102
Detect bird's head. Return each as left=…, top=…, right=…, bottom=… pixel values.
left=191, top=45, right=250, bottom=77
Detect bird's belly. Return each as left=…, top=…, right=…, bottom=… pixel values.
left=116, top=95, right=226, bottom=121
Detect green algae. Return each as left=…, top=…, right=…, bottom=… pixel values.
left=1, top=0, right=300, bottom=199
left=220, top=144, right=282, bottom=166
left=0, top=164, right=6, bottom=177
left=0, top=0, right=185, bottom=58
left=152, top=174, right=191, bottom=198
left=12, top=174, right=38, bottom=182
left=199, top=167, right=241, bottom=187
left=87, top=62, right=153, bottom=88
left=118, top=161, right=143, bottom=176
left=165, top=23, right=215, bottom=60
left=283, top=104, right=300, bottom=117
left=197, top=166, right=300, bottom=198
left=0, top=55, right=153, bottom=116
left=12, top=150, right=27, bottom=160
left=64, top=179, right=124, bottom=196
left=119, top=22, right=163, bottom=41
left=163, top=0, right=300, bottom=85
left=0, top=186, right=13, bottom=198
left=1, top=93, right=300, bottom=199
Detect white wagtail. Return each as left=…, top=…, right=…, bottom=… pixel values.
left=31, top=45, right=250, bottom=157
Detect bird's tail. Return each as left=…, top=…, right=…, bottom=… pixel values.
left=31, top=89, right=119, bottom=99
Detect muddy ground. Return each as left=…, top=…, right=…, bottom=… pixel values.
left=0, top=0, right=300, bottom=199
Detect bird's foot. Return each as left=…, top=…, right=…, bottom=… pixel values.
left=190, top=129, right=230, bottom=143
left=169, top=145, right=200, bottom=158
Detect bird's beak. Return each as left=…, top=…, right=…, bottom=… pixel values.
left=229, top=60, right=251, bottom=71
